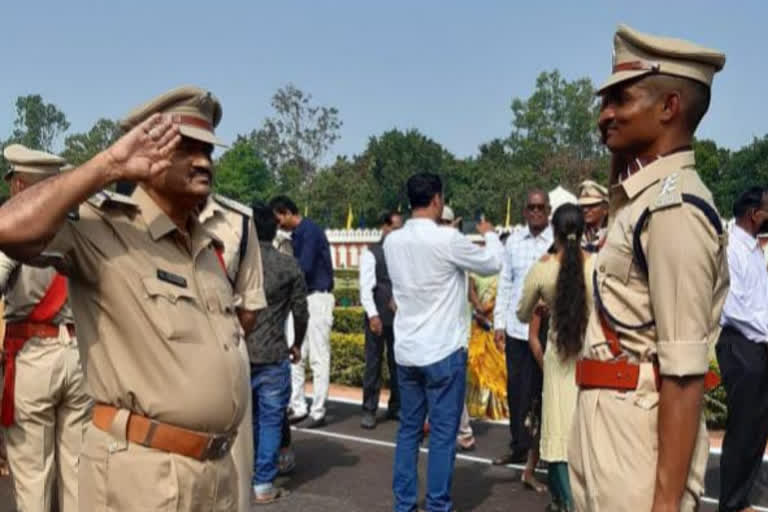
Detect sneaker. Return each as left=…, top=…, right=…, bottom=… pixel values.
left=252, top=486, right=290, bottom=505
left=297, top=416, right=326, bottom=429
left=278, top=447, right=295, bottom=475
left=360, top=412, right=377, bottom=430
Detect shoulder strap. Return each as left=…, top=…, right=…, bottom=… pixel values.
left=238, top=213, right=248, bottom=271
left=632, top=193, right=724, bottom=276
left=28, top=273, right=68, bottom=323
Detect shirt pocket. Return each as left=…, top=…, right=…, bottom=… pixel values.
left=206, top=282, right=243, bottom=344
left=141, top=277, right=201, bottom=342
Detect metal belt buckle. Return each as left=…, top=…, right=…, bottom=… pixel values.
left=204, top=433, right=232, bottom=460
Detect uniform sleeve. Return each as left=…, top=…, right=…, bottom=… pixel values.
left=30, top=209, right=103, bottom=283
left=0, top=252, right=20, bottom=293
left=647, top=204, right=721, bottom=377
left=233, top=218, right=267, bottom=311
left=493, top=238, right=513, bottom=331
left=516, top=262, right=542, bottom=323
left=359, top=250, right=378, bottom=318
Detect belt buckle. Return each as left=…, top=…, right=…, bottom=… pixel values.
left=204, top=433, right=232, bottom=460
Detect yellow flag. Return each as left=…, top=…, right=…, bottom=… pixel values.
left=304, top=204, right=309, bottom=217
left=505, top=196, right=512, bottom=228
left=346, top=205, right=354, bottom=230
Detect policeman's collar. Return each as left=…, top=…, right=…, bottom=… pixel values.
left=620, top=149, right=695, bottom=200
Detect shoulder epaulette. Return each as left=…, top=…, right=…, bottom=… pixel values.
left=649, top=172, right=683, bottom=212
left=213, top=194, right=252, bottom=217
left=86, top=190, right=138, bottom=210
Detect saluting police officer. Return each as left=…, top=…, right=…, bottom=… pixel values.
left=0, top=146, right=91, bottom=512
left=0, top=87, right=256, bottom=511
left=568, top=25, right=729, bottom=511
left=199, top=187, right=267, bottom=512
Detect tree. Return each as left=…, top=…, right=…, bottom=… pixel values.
left=62, top=118, right=122, bottom=165
left=507, top=70, right=607, bottom=192
left=251, top=84, right=342, bottom=182
left=9, top=95, right=70, bottom=151
left=362, top=129, right=455, bottom=211
left=214, top=136, right=274, bottom=205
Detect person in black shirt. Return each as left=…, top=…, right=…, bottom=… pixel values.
left=248, top=202, right=309, bottom=504
left=270, top=196, right=335, bottom=428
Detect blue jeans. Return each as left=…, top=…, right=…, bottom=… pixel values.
left=393, top=348, right=467, bottom=512
left=251, top=359, right=292, bottom=490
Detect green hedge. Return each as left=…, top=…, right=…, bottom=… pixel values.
left=334, top=288, right=360, bottom=307
left=333, top=307, right=365, bottom=334
left=325, top=330, right=727, bottom=429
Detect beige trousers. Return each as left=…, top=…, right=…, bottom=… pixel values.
left=79, top=416, right=238, bottom=512
left=568, top=365, right=709, bottom=511
left=1, top=334, right=91, bottom=512
left=231, top=339, right=254, bottom=511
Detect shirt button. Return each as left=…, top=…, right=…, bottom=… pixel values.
left=223, top=344, right=230, bottom=351
left=599, top=265, right=606, bottom=273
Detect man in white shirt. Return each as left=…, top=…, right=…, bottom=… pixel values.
left=384, top=172, right=503, bottom=512
left=359, top=210, right=403, bottom=429
left=492, top=189, right=553, bottom=465
left=717, top=186, right=768, bottom=512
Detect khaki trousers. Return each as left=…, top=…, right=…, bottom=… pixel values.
left=231, top=339, right=254, bottom=512
left=79, top=418, right=237, bottom=512
left=568, top=366, right=709, bottom=512
left=1, top=334, right=91, bottom=512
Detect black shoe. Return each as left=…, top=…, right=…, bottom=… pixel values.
left=288, top=409, right=308, bottom=424
left=385, top=408, right=400, bottom=421
left=492, top=450, right=528, bottom=465
left=361, top=412, right=377, bottom=429
left=297, top=416, right=326, bottom=429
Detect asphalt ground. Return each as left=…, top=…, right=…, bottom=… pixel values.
left=0, top=396, right=752, bottom=511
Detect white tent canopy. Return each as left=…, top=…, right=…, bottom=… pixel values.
left=548, top=185, right=578, bottom=212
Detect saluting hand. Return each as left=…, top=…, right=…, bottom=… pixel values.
left=105, top=114, right=181, bottom=182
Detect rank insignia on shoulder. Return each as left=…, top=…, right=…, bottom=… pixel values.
left=213, top=194, right=252, bottom=217
left=650, top=172, right=683, bottom=212
left=87, top=190, right=138, bottom=210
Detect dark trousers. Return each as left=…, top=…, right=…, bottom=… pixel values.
left=716, top=326, right=768, bottom=512
left=505, top=335, right=543, bottom=452
left=362, top=322, right=400, bottom=414
left=280, top=410, right=291, bottom=448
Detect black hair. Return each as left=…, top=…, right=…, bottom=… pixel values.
left=642, top=75, right=711, bottom=133
left=269, top=195, right=299, bottom=215
left=552, top=203, right=588, bottom=361
left=733, top=186, right=766, bottom=219
left=378, top=210, right=402, bottom=227
left=407, top=173, right=442, bottom=209
left=252, top=200, right=278, bottom=242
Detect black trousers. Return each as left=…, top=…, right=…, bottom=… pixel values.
left=362, top=321, right=400, bottom=413
left=505, top=335, right=543, bottom=452
left=280, top=409, right=291, bottom=448
left=716, top=326, right=768, bottom=512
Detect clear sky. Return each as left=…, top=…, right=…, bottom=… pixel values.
left=1, top=1, right=764, bottom=161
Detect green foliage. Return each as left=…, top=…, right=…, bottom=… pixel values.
left=333, top=307, right=365, bottom=334
left=9, top=95, right=70, bottom=151
left=329, top=332, right=392, bottom=388
left=334, top=287, right=360, bottom=307
left=62, top=118, right=121, bottom=165
left=215, top=135, right=274, bottom=205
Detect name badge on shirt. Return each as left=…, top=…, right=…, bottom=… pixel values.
left=157, top=269, right=188, bottom=288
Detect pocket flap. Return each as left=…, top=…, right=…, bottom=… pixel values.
left=141, top=277, right=196, bottom=304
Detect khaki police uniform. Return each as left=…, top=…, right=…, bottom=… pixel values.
left=578, top=180, right=608, bottom=252
left=0, top=145, right=91, bottom=512
left=568, top=26, right=729, bottom=511
left=199, top=194, right=266, bottom=512
left=30, top=87, right=249, bottom=511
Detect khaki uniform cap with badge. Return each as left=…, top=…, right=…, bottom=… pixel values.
left=567, top=25, right=729, bottom=512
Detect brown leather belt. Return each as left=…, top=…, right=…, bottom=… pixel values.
left=5, top=322, right=75, bottom=339
left=576, top=359, right=721, bottom=391
left=91, top=404, right=234, bottom=461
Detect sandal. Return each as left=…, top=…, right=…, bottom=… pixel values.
left=521, top=473, right=546, bottom=493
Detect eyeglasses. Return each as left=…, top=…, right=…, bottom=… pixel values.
left=526, top=204, right=548, bottom=212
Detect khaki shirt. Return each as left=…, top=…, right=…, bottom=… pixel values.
left=587, top=150, right=729, bottom=377
left=0, top=253, right=74, bottom=324
left=199, top=196, right=266, bottom=311
left=34, top=186, right=247, bottom=434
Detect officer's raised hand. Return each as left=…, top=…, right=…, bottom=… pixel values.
left=105, top=113, right=181, bottom=183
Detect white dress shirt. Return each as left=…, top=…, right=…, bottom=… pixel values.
left=384, top=218, right=504, bottom=367
left=359, top=249, right=378, bottom=318
left=721, top=224, right=768, bottom=343
left=493, top=225, right=553, bottom=340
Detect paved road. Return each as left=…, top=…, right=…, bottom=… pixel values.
left=0, top=398, right=732, bottom=511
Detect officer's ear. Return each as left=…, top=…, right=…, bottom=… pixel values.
left=659, top=91, right=682, bottom=124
